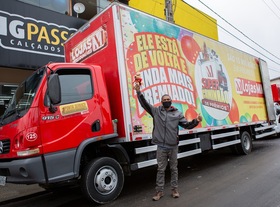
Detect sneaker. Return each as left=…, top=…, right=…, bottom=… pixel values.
left=172, top=189, right=180, bottom=198
left=152, top=191, right=164, bottom=201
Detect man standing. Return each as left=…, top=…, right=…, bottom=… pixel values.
left=134, top=84, right=202, bottom=201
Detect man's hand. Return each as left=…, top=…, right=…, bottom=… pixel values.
left=134, top=83, right=140, bottom=92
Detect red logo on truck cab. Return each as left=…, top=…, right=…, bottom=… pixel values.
left=26, top=132, right=38, bottom=141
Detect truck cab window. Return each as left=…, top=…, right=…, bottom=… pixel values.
left=1, top=67, right=45, bottom=125
left=58, top=69, right=93, bottom=105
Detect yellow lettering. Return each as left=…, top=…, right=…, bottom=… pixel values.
left=134, top=53, right=142, bottom=70
left=27, top=23, right=39, bottom=40
left=61, top=31, right=68, bottom=45
left=149, top=50, right=158, bottom=66
left=173, top=56, right=180, bottom=69
left=163, top=52, right=171, bottom=67
left=172, top=39, right=179, bottom=56
left=38, top=26, right=50, bottom=43
left=51, top=29, right=60, bottom=45
left=141, top=51, right=149, bottom=69
left=147, top=34, right=154, bottom=49
left=136, top=35, right=144, bottom=51
left=179, top=58, right=187, bottom=73
left=160, top=36, right=167, bottom=51
left=155, top=35, right=162, bottom=50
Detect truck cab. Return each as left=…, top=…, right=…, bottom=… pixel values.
left=0, top=62, right=115, bottom=184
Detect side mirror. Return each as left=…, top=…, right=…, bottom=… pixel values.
left=48, top=73, right=61, bottom=105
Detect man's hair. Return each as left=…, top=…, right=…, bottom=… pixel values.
left=161, top=94, right=171, bottom=101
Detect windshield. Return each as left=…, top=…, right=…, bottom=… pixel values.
left=0, top=66, right=45, bottom=125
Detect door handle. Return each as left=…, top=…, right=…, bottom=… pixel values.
left=91, top=120, right=100, bottom=132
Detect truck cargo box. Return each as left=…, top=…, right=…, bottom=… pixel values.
left=64, top=3, right=275, bottom=142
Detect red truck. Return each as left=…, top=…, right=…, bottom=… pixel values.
left=271, top=83, right=280, bottom=133
left=0, top=3, right=277, bottom=204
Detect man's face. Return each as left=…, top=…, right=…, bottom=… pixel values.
left=161, top=95, right=172, bottom=108
left=162, top=96, right=171, bottom=103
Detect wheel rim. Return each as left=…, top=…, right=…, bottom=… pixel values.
left=243, top=134, right=250, bottom=151
left=94, top=166, right=118, bottom=195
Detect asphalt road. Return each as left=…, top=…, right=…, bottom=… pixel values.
left=2, top=136, right=280, bottom=207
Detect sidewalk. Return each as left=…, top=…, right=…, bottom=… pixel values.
left=0, top=183, right=44, bottom=202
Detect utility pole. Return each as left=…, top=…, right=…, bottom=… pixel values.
left=165, top=0, right=174, bottom=23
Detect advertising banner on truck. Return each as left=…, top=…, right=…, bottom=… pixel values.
left=120, top=7, right=266, bottom=136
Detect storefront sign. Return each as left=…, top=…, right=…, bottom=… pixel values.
left=0, top=0, right=85, bottom=69
left=0, top=10, right=76, bottom=58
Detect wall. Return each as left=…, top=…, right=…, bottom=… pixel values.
left=128, top=0, right=218, bottom=40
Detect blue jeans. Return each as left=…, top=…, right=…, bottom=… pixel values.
left=155, top=146, right=178, bottom=192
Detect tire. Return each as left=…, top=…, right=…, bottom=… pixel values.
left=235, top=131, right=252, bottom=155
left=81, top=157, right=124, bottom=204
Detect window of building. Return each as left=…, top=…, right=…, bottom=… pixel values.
left=18, top=0, right=128, bottom=19
left=19, top=0, right=70, bottom=15
left=71, top=0, right=112, bottom=20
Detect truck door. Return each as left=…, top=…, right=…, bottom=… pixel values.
left=40, top=67, right=104, bottom=154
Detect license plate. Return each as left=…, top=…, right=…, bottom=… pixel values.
left=0, top=176, right=6, bottom=186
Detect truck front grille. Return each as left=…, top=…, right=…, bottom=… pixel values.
left=0, top=139, right=10, bottom=154
left=0, top=168, right=10, bottom=176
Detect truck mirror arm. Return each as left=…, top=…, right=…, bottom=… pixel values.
left=49, top=104, right=58, bottom=113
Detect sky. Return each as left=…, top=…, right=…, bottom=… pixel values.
left=183, top=0, right=280, bottom=80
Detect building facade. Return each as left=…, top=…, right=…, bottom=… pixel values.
left=0, top=0, right=86, bottom=115
left=0, top=0, right=217, bottom=115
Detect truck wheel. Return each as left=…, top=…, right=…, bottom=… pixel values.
left=81, top=157, right=124, bottom=204
left=236, top=131, right=252, bottom=155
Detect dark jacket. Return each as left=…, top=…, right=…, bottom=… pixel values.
left=137, top=91, right=199, bottom=148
